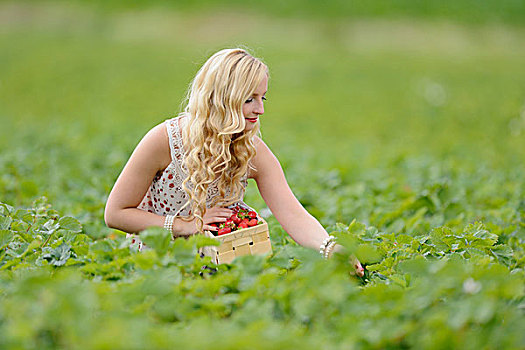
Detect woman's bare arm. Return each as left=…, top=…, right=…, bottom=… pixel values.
left=250, top=137, right=330, bottom=250
left=251, top=137, right=364, bottom=275
left=104, top=123, right=173, bottom=233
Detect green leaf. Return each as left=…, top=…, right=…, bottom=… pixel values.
left=398, top=256, right=428, bottom=275
left=71, top=234, right=91, bottom=257
left=0, top=202, right=14, bottom=215
left=59, top=216, right=82, bottom=233
left=388, top=274, right=407, bottom=287
left=463, top=222, right=498, bottom=248
left=42, top=243, right=72, bottom=266
left=355, top=244, right=383, bottom=264
left=6, top=242, right=28, bottom=258
left=430, top=226, right=453, bottom=251
left=268, top=247, right=294, bottom=270
left=14, top=209, right=33, bottom=223
left=235, top=254, right=266, bottom=275
left=38, top=219, right=60, bottom=235
left=89, top=240, right=115, bottom=254
left=167, top=237, right=199, bottom=266
left=193, top=235, right=220, bottom=249
left=132, top=250, right=158, bottom=270
left=347, top=219, right=367, bottom=236
left=0, top=229, right=14, bottom=250
left=140, top=227, right=171, bottom=255
left=23, top=240, right=42, bottom=257
left=17, top=232, right=34, bottom=243
left=0, top=216, right=12, bottom=230
left=395, top=234, right=414, bottom=245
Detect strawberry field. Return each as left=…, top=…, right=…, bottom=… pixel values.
left=1, top=1, right=525, bottom=349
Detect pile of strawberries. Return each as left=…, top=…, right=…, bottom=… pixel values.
left=210, top=205, right=260, bottom=236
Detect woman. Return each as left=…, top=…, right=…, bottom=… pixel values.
left=104, top=48, right=364, bottom=275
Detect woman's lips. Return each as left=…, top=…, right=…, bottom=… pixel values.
left=245, top=117, right=258, bottom=123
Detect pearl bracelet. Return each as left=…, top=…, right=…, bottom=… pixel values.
left=324, top=241, right=337, bottom=259
left=163, top=215, right=175, bottom=234
left=319, top=235, right=336, bottom=258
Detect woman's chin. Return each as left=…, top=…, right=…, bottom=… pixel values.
left=243, top=122, right=258, bottom=132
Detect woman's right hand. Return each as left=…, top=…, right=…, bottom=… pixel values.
left=174, top=206, right=234, bottom=236
left=202, top=206, right=234, bottom=232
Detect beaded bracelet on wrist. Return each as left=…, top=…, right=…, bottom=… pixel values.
left=319, top=235, right=335, bottom=254
left=163, top=214, right=175, bottom=234
left=319, top=235, right=336, bottom=258
left=324, top=241, right=337, bottom=259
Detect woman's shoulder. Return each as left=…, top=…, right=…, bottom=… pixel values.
left=134, top=121, right=172, bottom=172
left=249, top=136, right=280, bottom=179
left=253, top=136, right=274, bottom=158
left=144, top=121, right=170, bottom=146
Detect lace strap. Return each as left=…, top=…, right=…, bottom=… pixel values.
left=166, top=117, right=185, bottom=163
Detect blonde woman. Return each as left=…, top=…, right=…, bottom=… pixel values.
left=104, top=48, right=364, bottom=276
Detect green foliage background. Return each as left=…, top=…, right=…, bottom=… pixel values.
left=1, top=1, right=524, bottom=349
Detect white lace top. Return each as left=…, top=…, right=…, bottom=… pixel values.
left=137, top=115, right=248, bottom=217
left=129, top=116, right=249, bottom=249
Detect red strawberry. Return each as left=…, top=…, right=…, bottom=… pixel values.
left=248, top=211, right=257, bottom=219
left=230, top=214, right=241, bottom=225
left=218, top=227, right=231, bottom=235
left=248, top=218, right=258, bottom=227
left=241, top=218, right=249, bottom=225
left=238, top=222, right=248, bottom=229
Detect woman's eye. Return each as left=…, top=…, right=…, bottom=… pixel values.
left=245, top=97, right=267, bottom=103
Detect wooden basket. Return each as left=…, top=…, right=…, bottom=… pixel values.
left=200, top=218, right=272, bottom=264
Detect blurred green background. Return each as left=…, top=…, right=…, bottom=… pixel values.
left=1, top=0, right=524, bottom=237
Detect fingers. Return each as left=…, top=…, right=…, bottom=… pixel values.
left=203, top=225, right=218, bottom=232
left=204, top=207, right=233, bottom=222
left=203, top=216, right=227, bottom=225
left=350, top=256, right=365, bottom=277
left=201, top=207, right=233, bottom=232
left=207, top=207, right=233, bottom=217
left=355, top=263, right=365, bottom=277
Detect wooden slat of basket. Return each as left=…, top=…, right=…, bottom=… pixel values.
left=250, top=240, right=272, bottom=255
left=232, top=236, right=252, bottom=247
left=234, top=243, right=251, bottom=256
left=252, top=231, right=269, bottom=243
left=218, top=250, right=235, bottom=264
left=250, top=223, right=268, bottom=235
left=217, top=241, right=233, bottom=254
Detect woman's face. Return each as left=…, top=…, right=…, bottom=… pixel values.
left=242, top=75, right=268, bottom=131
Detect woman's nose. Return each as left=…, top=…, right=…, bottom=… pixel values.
left=255, top=100, right=264, bottom=115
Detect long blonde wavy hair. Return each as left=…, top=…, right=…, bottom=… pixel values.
left=180, top=48, right=268, bottom=231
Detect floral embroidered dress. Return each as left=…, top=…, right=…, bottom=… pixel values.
left=129, top=115, right=248, bottom=249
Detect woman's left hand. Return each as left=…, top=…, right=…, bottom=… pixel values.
left=351, top=256, right=365, bottom=277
